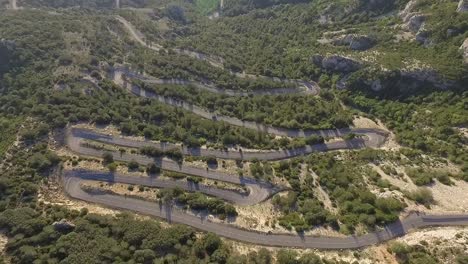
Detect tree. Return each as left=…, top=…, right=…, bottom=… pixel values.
left=299, top=253, right=322, bottom=264
left=211, top=246, right=230, bottom=264
left=276, top=249, right=299, bottom=264
left=387, top=241, right=409, bottom=260
left=146, top=163, right=160, bottom=175
left=206, top=156, right=218, bottom=167
left=127, top=160, right=139, bottom=171
left=203, top=233, right=222, bottom=255
left=102, top=152, right=114, bottom=165
left=408, top=188, right=434, bottom=206
left=249, top=248, right=272, bottom=264
left=134, top=249, right=156, bottom=263
left=107, top=163, right=117, bottom=172
left=17, top=245, right=38, bottom=263
left=456, top=254, right=468, bottom=264
left=165, top=5, right=186, bottom=23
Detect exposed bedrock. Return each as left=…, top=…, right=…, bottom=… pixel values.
left=457, top=0, right=468, bottom=12
left=460, top=38, right=468, bottom=63
left=332, top=34, right=375, bottom=51
left=312, top=55, right=362, bottom=73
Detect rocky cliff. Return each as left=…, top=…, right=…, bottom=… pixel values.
left=399, top=0, right=432, bottom=46
left=457, top=0, right=468, bottom=12
left=312, top=55, right=362, bottom=73
left=461, top=38, right=468, bottom=63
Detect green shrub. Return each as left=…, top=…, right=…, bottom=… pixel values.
left=408, top=188, right=434, bottom=206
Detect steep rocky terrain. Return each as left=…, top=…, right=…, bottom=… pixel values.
left=462, top=38, right=468, bottom=63
left=458, top=0, right=468, bottom=12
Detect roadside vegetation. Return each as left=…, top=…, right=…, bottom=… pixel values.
left=158, top=187, right=238, bottom=219
left=0, top=0, right=467, bottom=262
left=142, top=82, right=352, bottom=130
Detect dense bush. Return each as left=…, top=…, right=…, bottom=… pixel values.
left=407, top=188, right=434, bottom=207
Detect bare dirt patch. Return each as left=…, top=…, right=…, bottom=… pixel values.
left=39, top=179, right=120, bottom=217
left=370, top=163, right=416, bottom=191
left=398, top=226, right=468, bottom=245
left=81, top=181, right=158, bottom=201
left=308, top=169, right=336, bottom=213
left=38, top=177, right=170, bottom=229
left=230, top=241, right=377, bottom=264
left=0, top=231, right=9, bottom=261
left=456, top=126, right=468, bottom=138
left=218, top=199, right=343, bottom=237
left=426, top=179, right=468, bottom=213
left=394, top=226, right=468, bottom=263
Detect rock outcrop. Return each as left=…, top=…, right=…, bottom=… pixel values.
left=312, top=55, right=362, bottom=73
left=461, top=38, right=468, bottom=63
left=53, top=219, right=76, bottom=232
left=405, top=14, right=426, bottom=33
left=332, top=34, right=375, bottom=51
left=399, top=0, right=432, bottom=46
left=415, top=25, right=432, bottom=46
left=457, top=0, right=468, bottom=12
left=399, top=0, right=419, bottom=23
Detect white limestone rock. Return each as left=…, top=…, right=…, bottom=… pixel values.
left=313, top=55, right=363, bottom=73
left=457, top=0, right=468, bottom=12
left=460, top=38, right=468, bottom=63
left=53, top=219, right=76, bottom=232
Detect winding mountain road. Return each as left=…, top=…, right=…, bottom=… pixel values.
left=66, top=128, right=283, bottom=205
left=112, top=71, right=389, bottom=141
left=63, top=169, right=277, bottom=206
left=115, top=16, right=319, bottom=94
left=114, top=67, right=318, bottom=96
left=71, top=127, right=385, bottom=161
left=64, top=126, right=468, bottom=249
left=8, top=2, right=467, bottom=250
left=63, top=174, right=468, bottom=249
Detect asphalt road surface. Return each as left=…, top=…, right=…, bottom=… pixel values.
left=65, top=128, right=468, bottom=248
left=70, top=127, right=386, bottom=161
left=112, top=71, right=389, bottom=141
left=63, top=174, right=468, bottom=249
left=115, top=16, right=319, bottom=94
left=63, top=169, right=278, bottom=206
left=113, top=67, right=318, bottom=96
left=66, top=129, right=284, bottom=205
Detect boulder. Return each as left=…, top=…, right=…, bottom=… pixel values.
left=399, top=0, right=419, bottom=22
left=399, top=0, right=428, bottom=42
left=332, top=34, right=375, bottom=51
left=319, top=55, right=362, bottom=73
left=369, top=79, right=383, bottom=92
left=406, top=14, right=426, bottom=33
left=311, top=54, right=324, bottom=66
left=415, top=27, right=432, bottom=46
left=460, top=38, right=468, bottom=63
left=52, top=219, right=76, bottom=232
left=457, top=0, right=468, bottom=12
